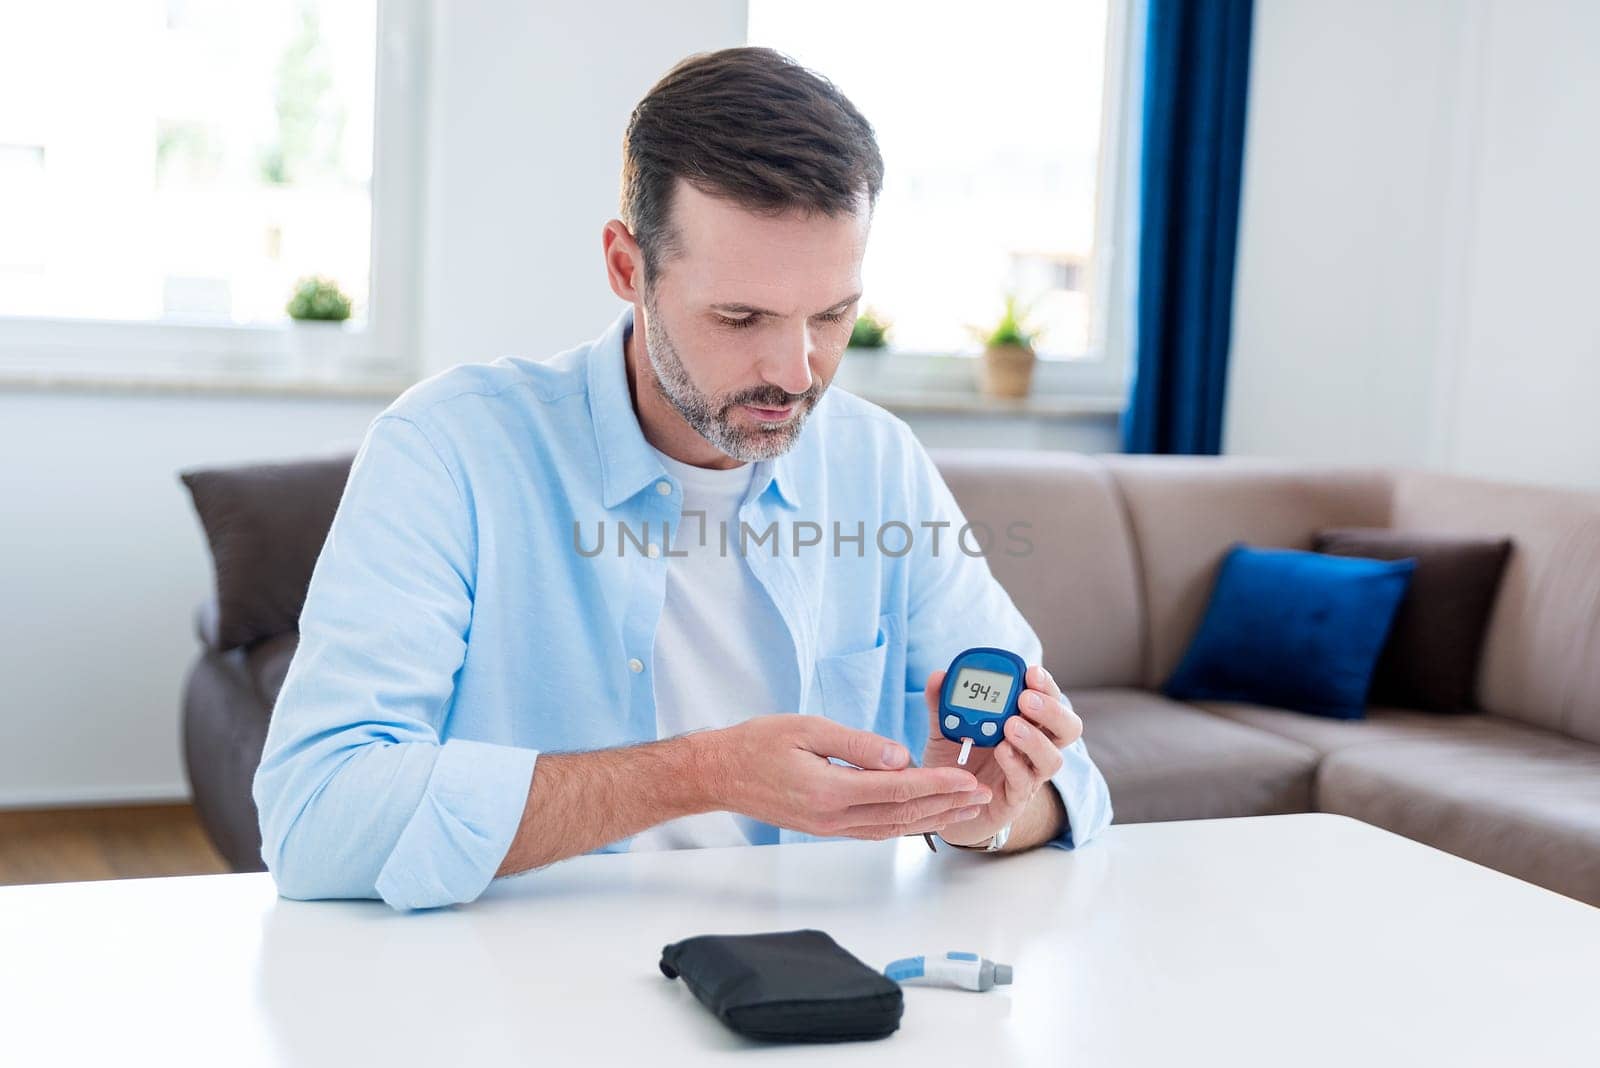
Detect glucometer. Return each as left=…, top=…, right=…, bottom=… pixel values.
left=939, top=646, right=1028, bottom=766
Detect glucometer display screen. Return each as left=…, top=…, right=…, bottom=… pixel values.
left=950, top=667, right=1012, bottom=713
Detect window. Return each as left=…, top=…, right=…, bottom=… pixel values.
left=0, top=0, right=426, bottom=380
left=747, top=0, right=1137, bottom=377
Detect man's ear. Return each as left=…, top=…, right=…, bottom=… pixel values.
left=602, top=219, right=645, bottom=304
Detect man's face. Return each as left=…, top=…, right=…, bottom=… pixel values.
left=636, top=180, right=869, bottom=463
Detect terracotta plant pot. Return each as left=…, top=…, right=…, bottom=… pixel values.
left=981, top=343, right=1036, bottom=398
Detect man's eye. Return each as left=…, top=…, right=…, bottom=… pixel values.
left=816, top=310, right=849, bottom=324
left=716, top=315, right=759, bottom=330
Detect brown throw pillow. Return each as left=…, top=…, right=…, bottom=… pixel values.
left=180, top=453, right=356, bottom=651
left=1313, top=528, right=1511, bottom=713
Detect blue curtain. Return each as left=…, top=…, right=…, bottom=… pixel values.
left=1122, top=0, right=1255, bottom=455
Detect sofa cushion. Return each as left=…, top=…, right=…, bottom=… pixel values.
left=1163, top=544, right=1414, bottom=719
left=1314, top=527, right=1511, bottom=713
left=1316, top=718, right=1600, bottom=907
left=1390, top=469, right=1600, bottom=746
left=1101, top=457, right=1393, bottom=689
left=179, top=453, right=356, bottom=651
left=933, top=450, right=1143, bottom=689
left=1071, top=688, right=1320, bottom=824
left=1197, top=700, right=1477, bottom=756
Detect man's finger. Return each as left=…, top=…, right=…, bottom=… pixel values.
left=992, top=740, right=1038, bottom=808
left=826, top=764, right=979, bottom=807
left=1026, top=664, right=1062, bottom=702
left=1003, top=714, right=1066, bottom=779
left=837, top=804, right=986, bottom=841
left=803, top=717, right=910, bottom=770
left=1016, top=687, right=1082, bottom=748
left=922, top=668, right=947, bottom=721
left=839, top=787, right=991, bottom=830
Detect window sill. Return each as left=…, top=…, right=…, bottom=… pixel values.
left=0, top=366, right=412, bottom=403
left=0, top=351, right=1129, bottom=418
left=845, top=385, right=1123, bottom=418
left=835, top=347, right=1127, bottom=420
left=0, top=315, right=414, bottom=402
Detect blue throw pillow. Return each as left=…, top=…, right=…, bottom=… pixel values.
left=1164, top=544, right=1416, bottom=720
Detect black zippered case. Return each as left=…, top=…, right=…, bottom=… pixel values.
left=659, top=929, right=903, bottom=1043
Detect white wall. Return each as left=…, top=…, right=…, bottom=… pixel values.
left=1226, top=0, right=1600, bottom=491
left=0, top=391, right=384, bottom=806
left=418, top=1, right=748, bottom=371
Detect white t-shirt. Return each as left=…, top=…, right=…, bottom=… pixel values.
left=627, top=447, right=797, bottom=851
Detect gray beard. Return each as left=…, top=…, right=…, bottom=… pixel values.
left=639, top=290, right=823, bottom=463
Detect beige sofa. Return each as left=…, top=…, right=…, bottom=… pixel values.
left=182, top=447, right=1600, bottom=904
left=936, top=452, right=1600, bottom=907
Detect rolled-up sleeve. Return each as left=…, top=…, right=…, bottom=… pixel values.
left=898, top=429, right=1113, bottom=851
left=252, top=414, right=538, bottom=910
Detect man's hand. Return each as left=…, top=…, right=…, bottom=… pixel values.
left=710, top=714, right=992, bottom=841
left=921, top=665, right=1083, bottom=849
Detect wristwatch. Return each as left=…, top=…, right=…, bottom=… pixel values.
left=941, top=820, right=1011, bottom=853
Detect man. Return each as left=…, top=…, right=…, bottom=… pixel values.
left=254, top=46, right=1112, bottom=911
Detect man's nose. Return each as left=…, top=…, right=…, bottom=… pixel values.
left=762, top=322, right=816, bottom=396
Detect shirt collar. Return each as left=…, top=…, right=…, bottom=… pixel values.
left=586, top=304, right=802, bottom=512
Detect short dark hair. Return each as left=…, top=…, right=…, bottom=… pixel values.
left=620, top=46, right=884, bottom=282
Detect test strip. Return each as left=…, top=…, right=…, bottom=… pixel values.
left=957, top=737, right=973, bottom=766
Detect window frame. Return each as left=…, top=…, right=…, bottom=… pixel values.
left=0, top=0, right=428, bottom=385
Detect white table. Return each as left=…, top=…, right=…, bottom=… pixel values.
left=3, top=814, right=1597, bottom=1066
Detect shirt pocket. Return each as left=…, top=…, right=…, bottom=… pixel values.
left=814, top=612, right=905, bottom=738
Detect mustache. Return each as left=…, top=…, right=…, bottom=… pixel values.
left=729, top=385, right=819, bottom=409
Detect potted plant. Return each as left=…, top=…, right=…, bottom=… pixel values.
left=970, top=294, right=1041, bottom=399
left=285, top=275, right=353, bottom=379
left=848, top=307, right=892, bottom=351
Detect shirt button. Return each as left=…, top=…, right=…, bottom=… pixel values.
left=646, top=543, right=660, bottom=559
left=628, top=657, right=645, bottom=673
left=655, top=480, right=672, bottom=495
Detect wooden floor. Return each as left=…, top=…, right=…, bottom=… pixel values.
left=0, top=803, right=231, bottom=887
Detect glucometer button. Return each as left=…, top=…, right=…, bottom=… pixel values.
left=944, top=714, right=960, bottom=730
left=980, top=721, right=998, bottom=737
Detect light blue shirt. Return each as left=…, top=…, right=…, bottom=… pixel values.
left=254, top=306, right=1113, bottom=911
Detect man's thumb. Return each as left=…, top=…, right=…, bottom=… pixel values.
left=923, top=669, right=947, bottom=726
